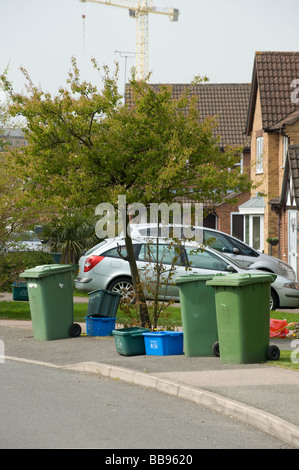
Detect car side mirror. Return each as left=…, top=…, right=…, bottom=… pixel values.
left=227, top=265, right=237, bottom=273
left=232, top=247, right=240, bottom=254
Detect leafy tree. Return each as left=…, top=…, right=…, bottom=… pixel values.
left=1, top=59, right=252, bottom=327
left=0, top=69, right=61, bottom=261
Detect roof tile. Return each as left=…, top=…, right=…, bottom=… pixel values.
left=126, top=83, right=251, bottom=149
left=254, top=52, right=299, bottom=130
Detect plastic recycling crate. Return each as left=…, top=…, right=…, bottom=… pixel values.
left=142, top=331, right=184, bottom=356
left=86, top=289, right=122, bottom=317
left=112, top=327, right=149, bottom=356
left=85, top=316, right=117, bottom=336
left=12, top=281, right=29, bottom=301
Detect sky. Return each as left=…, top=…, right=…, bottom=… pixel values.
left=1, top=0, right=299, bottom=98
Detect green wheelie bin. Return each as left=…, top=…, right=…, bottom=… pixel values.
left=206, top=273, right=280, bottom=364
left=175, top=274, right=221, bottom=357
left=20, top=264, right=81, bottom=341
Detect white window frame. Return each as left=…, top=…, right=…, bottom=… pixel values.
left=234, top=153, right=244, bottom=174
left=256, top=137, right=263, bottom=174
left=244, top=214, right=264, bottom=252
left=282, top=135, right=289, bottom=168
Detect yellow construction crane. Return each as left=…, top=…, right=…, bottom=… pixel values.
left=80, top=0, right=179, bottom=80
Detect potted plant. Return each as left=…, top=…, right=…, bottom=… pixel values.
left=267, top=237, right=279, bottom=246
left=266, top=237, right=279, bottom=256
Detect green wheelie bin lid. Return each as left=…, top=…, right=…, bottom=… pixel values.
left=175, top=274, right=217, bottom=285
left=20, top=264, right=75, bottom=279
left=206, top=272, right=276, bottom=287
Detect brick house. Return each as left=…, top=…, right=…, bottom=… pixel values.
left=125, top=83, right=251, bottom=238
left=245, top=51, right=299, bottom=277
left=0, top=128, right=27, bottom=150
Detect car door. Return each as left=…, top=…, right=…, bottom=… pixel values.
left=137, top=241, right=188, bottom=299
left=184, top=245, right=231, bottom=275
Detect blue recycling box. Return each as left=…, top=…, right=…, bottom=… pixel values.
left=142, top=331, right=183, bottom=356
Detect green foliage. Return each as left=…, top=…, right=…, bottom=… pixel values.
left=0, top=152, right=44, bottom=254
left=42, top=210, right=100, bottom=264
left=0, top=58, right=122, bottom=211
left=0, top=58, right=254, bottom=327
left=1, top=59, right=252, bottom=211
left=0, top=251, right=55, bottom=291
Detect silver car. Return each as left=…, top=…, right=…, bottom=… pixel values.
left=128, top=224, right=296, bottom=281
left=75, top=236, right=299, bottom=310
left=6, top=230, right=48, bottom=252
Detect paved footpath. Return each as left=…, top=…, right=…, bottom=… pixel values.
left=1, top=294, right=299, bottom=448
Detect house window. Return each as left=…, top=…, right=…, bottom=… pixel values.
left=234, top=153, right=244, bottom=174
left=256, top=137, right=263, bottom=174
left=244, top=215, right=264, bottom=251
left=282, top=135, right=289, bottom=167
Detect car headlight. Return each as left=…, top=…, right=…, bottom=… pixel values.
left=278, top=260, right=293, bottom=272
left=283, top=282, right=299, bottom=290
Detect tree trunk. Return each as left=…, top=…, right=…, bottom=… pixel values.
left=123, top=209, right=151, bottom=328
left=153, top=224, right=161, bottom=330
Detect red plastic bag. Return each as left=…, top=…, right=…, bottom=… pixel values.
left=270, top=319, right=289, bottom=338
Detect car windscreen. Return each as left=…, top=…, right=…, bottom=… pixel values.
left=225, top=236, right=259, bottom=257
left=204, top=230, right=258, bottom=256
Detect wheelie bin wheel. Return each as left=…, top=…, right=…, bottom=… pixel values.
left=69, top=323, right=82, bottom=337
left=212, top=341, right=220, bottom=357
left=266, top=345, right=280, bottom=361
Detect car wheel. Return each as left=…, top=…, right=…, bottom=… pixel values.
left=108, top=277, right=134, bottom=302
left=270, top=289, right=279, bottom=311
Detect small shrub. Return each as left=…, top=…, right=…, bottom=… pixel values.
left=0, top=251, right=55, bottom=291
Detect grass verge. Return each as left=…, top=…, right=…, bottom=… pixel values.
left=270, top=350, right=299, bottom=371
left=0, top=299, right=183, bottom=327
left=0, top=300, right=89, bottom=323
left=0, top=299, right=298, bottom=327
left=271, top=310, right=299, bottom=324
